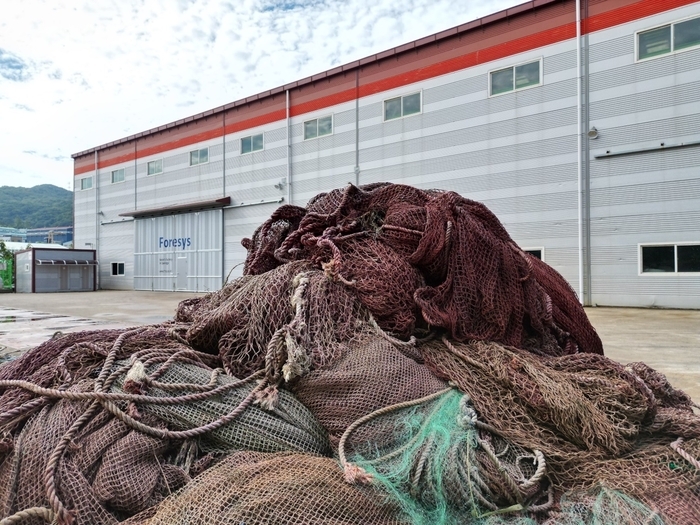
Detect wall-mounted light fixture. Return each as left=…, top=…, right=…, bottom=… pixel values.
left=587, top=126, right=599, bottom=139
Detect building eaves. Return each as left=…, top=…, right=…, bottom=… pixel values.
left=118, top=197, right=232, bottom=218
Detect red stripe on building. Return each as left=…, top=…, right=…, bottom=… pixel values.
left=136, top=128, right=224, bottom=162
left=75, top=164, right=95, bottom=175
left=74, top=111, right=289, bottom=176
left=74, top=0, right=699, bottom=176
left=584, top=0, right=696, bottom=33
left=223, top=109, right=287, bottom=135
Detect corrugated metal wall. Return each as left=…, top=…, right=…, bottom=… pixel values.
left=356, top=40, right=581, bottom=291
left=15, top=252, right=31, bottom=293
left=73, top=1, right=700, bottom=308
left=134, top=210, right=222, bottom=292
left=223, top=122, right=289, bottom=273
left=74, top=172, right=96, bottom=259
left=137, top=139, right=225, bottom=210
left=588, top=3, right=700, bottom=307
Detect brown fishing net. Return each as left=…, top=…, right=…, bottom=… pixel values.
left=125, top=451, right=405, bottom=525
left=243, top=183, right=603, bottom=355
left=418, top=337, right=700, bottom=523
left=1, top=183, right=698, bottom=525
left=292, top=333, right=449, bottom=449
left=0, top=329, right=330, bottom=524
left=180, top=260, right=368, bottom=378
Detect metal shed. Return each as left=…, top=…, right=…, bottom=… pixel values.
left=14, top=248, right=97, bottom=293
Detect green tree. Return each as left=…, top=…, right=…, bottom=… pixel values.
left=0, top=241, right=14, bottom=290
left=0, top=241, right=12, bottom=261
left=0, top=184, right=73, bottom=229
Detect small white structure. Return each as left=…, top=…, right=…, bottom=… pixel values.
left=15, top=248, right=97, bottom=293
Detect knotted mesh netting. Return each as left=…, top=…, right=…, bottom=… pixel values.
left=1, top=183, right=698, bottom=525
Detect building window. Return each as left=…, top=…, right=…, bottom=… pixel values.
left=111, top=262, right=125, bottom=276
left=490, top=59, right=542, bottom=96
left=147, top=159, right=163, bottom=175
left=189, top=148, right=209, bottom=166
left=384, top=92, right=421, bottom=121
left=641, top=244, right=700, bottom=273
left=304, top=116, right=333, bottom=140
left=241, top=133, right=264, bottom=154
left=111, top=168, right=125, bottom=183
left=523, top=248, right=544, bottom=261
left=80, top=177, right=93, bottom=190
left=638, top=16, right=700, bottom=60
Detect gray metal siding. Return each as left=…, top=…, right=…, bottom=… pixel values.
left=100, top=221, right=134, bottom=290
left=133, top=210, right=222, bottom=292
left=355, top=43, right=581, bottom=291
left=588, top=4, right=700, bottom=308
left=137, top=140, right=225, bottom=210
left=15, top=252, right=32, bottom=293
left=74, top=183, right=96, bottom=252
left=76, top=3, right=700, bottom=309
left=290, top=100, right=358, bottom=206
left=223, top=203, right=281, bottom=280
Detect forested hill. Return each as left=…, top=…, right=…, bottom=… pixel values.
left=0, top=184, right=73, bottom=228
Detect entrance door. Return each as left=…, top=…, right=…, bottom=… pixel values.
left=82, top=266, right=91, bottom=290
left=176, top=257, right=188, bottom=290
left=60, top=266, right=69, bottom=291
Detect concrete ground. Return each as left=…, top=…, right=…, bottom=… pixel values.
left=0, top=290, right=202, bottom=360
left=0, top=290, right=698, bottom=399
left=585, top=307, right=700, bottom=400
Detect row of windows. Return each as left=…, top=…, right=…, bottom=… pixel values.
left=81, top=14, right=700, bottom=189
left=523, top=245, right=700, bottom=274
left=96, top=242, right=700, bottom=277
left=84, top=59, right=538, bottom=187
left=522, top=245, right=700, bottom=275
left=95, top=161, right=163, bottom=187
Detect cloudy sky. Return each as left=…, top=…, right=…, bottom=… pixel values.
left=1, top=0, right=523, bottom=190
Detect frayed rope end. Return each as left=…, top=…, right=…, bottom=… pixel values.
left=254, top=385, right=280, bottom=411
left=343, top=462, right=373, bottom=485
left=123, top=360, right=148, bottom=394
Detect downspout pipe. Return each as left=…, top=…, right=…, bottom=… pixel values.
left=354, top=69, right=360, bottom=186
left=222, top=111, right=226, bottom=286
left=94, top=150, right=100, bottom=290
left=576, top=0, right=584, bottom=305
left=286, top=90, right=292, bottom=205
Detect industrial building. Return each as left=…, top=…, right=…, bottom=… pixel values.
left=72, top=0, right=700, bottom=308
left=25, top=226, right=74, bottom=246
left=0, top=227, right=27, bottom=243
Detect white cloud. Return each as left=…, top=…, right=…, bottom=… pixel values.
left=0, top=0, right=523, bottom=190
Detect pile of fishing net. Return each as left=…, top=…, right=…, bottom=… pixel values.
left=1, top=183, right=699, bottom=525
